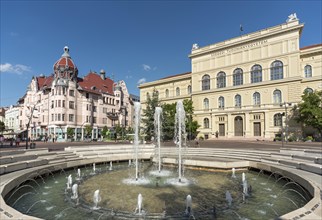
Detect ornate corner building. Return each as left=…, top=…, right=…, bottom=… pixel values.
left=13, top=46, right=137, bottom=141
left=139, top=16, right=322, bottom=140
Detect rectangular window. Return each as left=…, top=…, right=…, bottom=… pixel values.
left=55, top=114, right=57, bottom=121
left=93, top=106, right=97, bottom=112
left=62, top=100, right=65, bottom=108
left=69, top=114, right=74, bottom=122
left=69, top=101, right=75, bottom=109
left=103, top=107, right=107, bottom=113
left=103, top=118, right=107, bottom=124
left=51, top=101, right=54, bottom=108
left=62, top=114, right=65, bottom=121
left=93, top=117, right=97, bottom=123
left=69, top=90, right=74, bottom=97
left=58, top=100, right=61, bottom=107
left=57, top=114, right=61, bottom=121
left=52, top=114, right=54, bottom=121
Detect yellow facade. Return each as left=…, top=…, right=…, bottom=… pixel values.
left=139, top=19, right=322, bottom=140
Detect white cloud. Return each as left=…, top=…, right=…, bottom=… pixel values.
left=0, top=63, right=31, bottom=75
left=137, top=78, right=146, bottom=84
left=142, top=64, right=151, bottom=71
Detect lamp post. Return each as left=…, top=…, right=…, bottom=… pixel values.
left=280, top=112, right=285, bottom=148
left=25, top=101, right=40, bottom=149
left=280, top=102, right=292, bottom=143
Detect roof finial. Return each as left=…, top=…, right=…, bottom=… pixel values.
left=62, top=46, right=70, bottom=57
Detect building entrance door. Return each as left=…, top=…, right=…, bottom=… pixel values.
left=254, top=122, right=261, bottom=136
left=219, top=124, right=225, bottom=136
left=234, top=116, right=243, bottom=136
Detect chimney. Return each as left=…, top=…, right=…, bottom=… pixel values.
left=100, top=69, right=106, bottom=80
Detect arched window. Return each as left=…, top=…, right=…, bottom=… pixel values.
left=273, top=89, right=282, bottom=104
left=202, top=74, right=210, bottom=90
left=270, top=60, right=283, bottom=80
left=203, top=98, right=209, bottom=110
left=165, top=89, right=169, bottom=98
left=233, top=68, right=243, bottom=86
left=251, top=64, right=262, bottom=83
left=176, top=87, right=180, bottom=96
left=304, top=65, right=312, bottom=78
left=235, top=94, right=242, bottom=107
left=187, top=85, right=192, bottom=94
left=204, top=118, right=209, bottom=128
left=253, top=92, right=261, bottom=106
left=217, top=72, right=226, bottom=88
left=274, top=113, right=283, bottom=126
left=218, top=96, right=225, bottom=109
left=304, top=88, right=313, bottom=94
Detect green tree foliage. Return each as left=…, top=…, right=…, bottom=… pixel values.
left=183, top=99, right=200, bottom=140
left=102, top=126, right=108, bottom=138
left=67, top=127, right=74, bottom=138
left=293, top=90, right=322, bottom=133
left=0, top=121, right=5, bottom=134
left=142, top=90, right=160, bottom=141
left=84, top=125, right=93, bottom=138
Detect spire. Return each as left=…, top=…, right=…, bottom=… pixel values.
left=62, top=46, right=71, bottom=58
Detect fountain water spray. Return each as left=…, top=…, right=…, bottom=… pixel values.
left=77, top=169, right=81, bottom=180
left=109, top=161, right=113, bottom=171
left=135, top=193, right=143, bottom=214
left=242, top=172, right=246, bottom=183
left=185, top=195, right=192, bottom=216
left=66, top=175, right=72, bottom=189
left=93, top=163, right=96, bottom=173
left=134, top=102, right=141, bottom=181
left=93, top=189, right=101, bottom=210
left=225, top=190, right=233, bottom=207
left=71, top=184, right=78, bottom=199
left=154, top=107, right=163, bottom=173
left=232, top=168, right=236, bottom=178
left=174, top=101, right=186, bottom=182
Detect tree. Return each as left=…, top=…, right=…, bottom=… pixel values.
left=293, top=90, right=322, bottom=135
left=67, top=127, right=75, bottom=139
left=84, top=125, right=93, bottom=139
left=0, top=121, right=5, bottom=134
left=142, top=90, right=160, bottom=141
left=183, top=99, right=200, bottom=140
left=102, top=126, right=108, bottom=138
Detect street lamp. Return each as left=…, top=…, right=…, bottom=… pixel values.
left=280, top=102, right=292, bottom=143
left=25, top=101, right=40, bottom=149
left=280, top=112, right=285, bottom=148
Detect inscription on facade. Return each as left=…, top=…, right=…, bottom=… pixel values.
left=211, top=39, right=268, bottom=57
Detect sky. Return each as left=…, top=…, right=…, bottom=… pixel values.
left=1, top=0, right=321, bottom=107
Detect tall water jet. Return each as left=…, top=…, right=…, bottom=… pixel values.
left=154, top=107, right=163, bottom=173
left=133, top=102, right=141, bottom=181
left=77, top=169, right=81, bottom=180
left=71, top=184, right=78, bottom=199
left=67, top=175, right=72, bottom=189
left=185, top=195, right=192, bottom=216
left=242, top=172, right=246, bottom=183
left=109, top=161, right=113, bottom=171
left=135, top=193, right=143, bottom=214
left=174, top=100, right=186, bottom=182
left=93, top=190, right=101, bottom=210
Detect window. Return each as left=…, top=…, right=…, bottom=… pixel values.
left=62, top=100, right=65, bottom=108
left=204, top=118, right=210, bottom=128
left=51, top=114, right=54, bottom=121
left=69, top=101, right=75, bottom=109
left=253, top=92, right=261, bottom=106
left=165, top=89, right=169, bottom=98
left=103, top=107, right=107, bottom=113
left=304, top=65, right=312, bottom=78
left=103, top=118, right=107, bottom=124
left=93, top=106, right=97, bottom=112
left=93, top=117, right=97, bottom=123
left=86, top=93, right=89, bottom=99
left=270, top=60, right=283, bottom=80
left=187, top=85, right=192, bottom=94
left=203, top=98, right=209, bottom=110
left=235, top=94, right=241, bottom=107
left=251, top=65, right=262, bottom=83
left=273, top=90, right=282, bottom=104
left=202, top=74, right=210, bottom=90
left=58, top=100, right=61, bottom=107
left=218, top=96, right=225, bottom=109
left=57, top=114, right=61, bottom=121
left=69, top=114, right=74, bottom=122
left=69, top=90, right=75, bottom=96
left=304, top=88, right=313, bottom=94
left=274, top=113, right=283, bottom=126
left=217, top=72, right=226, bottom=88
left=62, top=114, right=65, bottom=121
left=176, top=87, right=180, bottom=96
left=233, top=68, right=243, bottom=86
left=51, top=100, right=54, bottom=109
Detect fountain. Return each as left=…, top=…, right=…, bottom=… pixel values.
left=154, top=106, right=163, bottom=173
left=185, top=194, right=192, bottom=216
left=134, top=102, right=141, bottom=181
left=93, top=189, right=101, bottom=210
left=135, top=193, right=143, bottom=215
left=225, top=190, right=233, bottom=207
left=71, top=184, right=78, bottom=199
left=76, top=168, right=81, bottom=181
left=66, top=174, right=72, bottom=189
left=174, top=100, right=186, bottom=182
left=109, top=161, right=113, bottom=171
left=232, top=168, right=236, bottom=178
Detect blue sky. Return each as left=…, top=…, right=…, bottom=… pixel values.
left=1, top=0, right=321, bottom=107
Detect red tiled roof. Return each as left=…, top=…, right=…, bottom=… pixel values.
left=53, top=57, right=77, bottom=70
left=300, top=43, right=322, bottom=50
left=36, top=75, right=54, bottom=89
left=160, top=71, right=191, bottom=80
left=78, top=72, right=114, bottom=95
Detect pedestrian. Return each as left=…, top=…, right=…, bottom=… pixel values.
left=16, top=136, right=21, bottom=146
left=215, top=131, right=219, bottom=138
left=195, top=137, right=199, bottom=148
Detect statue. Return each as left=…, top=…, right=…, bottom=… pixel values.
left=192, top=43, right=199, bottom=50
left=286, top=13, right=298, bottom=22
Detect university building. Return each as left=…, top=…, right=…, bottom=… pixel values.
left=139, top=15, right=322, bottom=140
left=10, top=46, right=137, bottom=141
